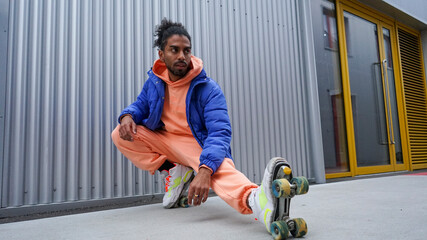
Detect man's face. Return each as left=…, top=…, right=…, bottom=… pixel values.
left=159, top=34, right=192, bottom=81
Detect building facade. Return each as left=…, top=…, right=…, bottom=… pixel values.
left=311, top=0, right=427, bottom=179
left=0, top=0, right=426, bottom=216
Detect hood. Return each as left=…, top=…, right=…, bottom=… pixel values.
left=152, top=55, right=204, bottom=87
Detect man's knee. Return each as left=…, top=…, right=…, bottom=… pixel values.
left=111, top=125, right=121, bottom=145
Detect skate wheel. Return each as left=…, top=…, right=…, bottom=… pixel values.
left=270, top=221, right=289, bottom=240
left=291, top=177, right=309, bottom=195
left=272, top=179, right=291, bottom=198
left=290, top=218, right=307, bottom=238
left=179, top=196, right=189, bottom=208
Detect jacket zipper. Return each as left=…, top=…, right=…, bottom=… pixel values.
left=189, top=119, right=204, bottom=147
left=187, top=78, right=208, bottom=148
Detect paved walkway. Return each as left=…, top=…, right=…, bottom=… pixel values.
left=1, top=173, right=426, bottom=240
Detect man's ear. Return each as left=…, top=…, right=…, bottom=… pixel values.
left=158, top=50, right=164, bottom=62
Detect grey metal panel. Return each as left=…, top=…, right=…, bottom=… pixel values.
left=298, top=0, right=326, bottom=183
left=357, top=0, right=427, bottom=30
left=0, top=0, right=10, bottom=207
left=1, top=0, right=322, bottom=209
left=383, top=0, right=427, bottom=24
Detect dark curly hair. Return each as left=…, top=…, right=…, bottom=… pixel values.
left=153, top=18, right=192, bottom=50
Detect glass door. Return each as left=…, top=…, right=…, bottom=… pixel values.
left=340, top=7, right=403, bottom=174
left=381, top=26, right=404, bottom=167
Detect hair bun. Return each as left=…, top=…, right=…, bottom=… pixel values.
left=153, top=18, right=192, bottom=50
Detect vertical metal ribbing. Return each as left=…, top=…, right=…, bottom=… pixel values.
left=132, top=0, right=142, bottom=196
left=245, top=0, right=257, bottom=181
left=112, top=0, right=122, bottom=198
left=79, top=0, right=91, bottom=201
left=123, top=0, right=134, bottom=197
left=0, top=0, right=10, bottom=208
left=223, top=0, right=239, bottom=172
left=234, top=0, right=247, bottom=174
left=293, top=0, right=305, bottom=176
left=275, top=0, right=287, bottom=167
left=287, top=0, right=297, bottom=172
left=53, top=0, right=66, bottom=203
left=25, top=0, right=38, bottom=205
left=103, top=0, right=114, bottom=199
left=4, top=0, right=19, bottom=207
left=298, top=0, right=325, bottom=182
left=91, top=0, right=102, bottom=200
left=142, top=0, right=153, bottom=196
left=67, top=0, right=79, bottom=202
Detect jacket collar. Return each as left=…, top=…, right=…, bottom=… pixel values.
left=147, top=68, right=208, bottom=85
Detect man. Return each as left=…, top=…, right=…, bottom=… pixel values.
left=111, top=18, right=287, bottom=234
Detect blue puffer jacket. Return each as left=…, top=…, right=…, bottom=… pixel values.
left=118, top=68, right=232, bottom=174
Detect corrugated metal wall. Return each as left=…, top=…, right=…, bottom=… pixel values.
left=1, top=0, right=323, bottom=209
left=0, top=0, right=9, bottom=210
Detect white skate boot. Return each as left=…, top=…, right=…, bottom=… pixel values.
left=161, top=163, right=194, bottom=208
left=248, top=157, right=289, bottom=232
left=248, top=157, right=309, bottom=239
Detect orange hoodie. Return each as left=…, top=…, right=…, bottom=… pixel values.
left=152, top=56, right=203, bottom=136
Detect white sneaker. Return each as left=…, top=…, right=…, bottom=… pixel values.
left=248, top=157, right=289, bottom=232
left=161, top=163, right=194, bottom=208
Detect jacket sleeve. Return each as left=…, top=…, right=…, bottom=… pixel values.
left=199, top=84, right=232, bottom=174
left=118, top=81, right=150, bottom=124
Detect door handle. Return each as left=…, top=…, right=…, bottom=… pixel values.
left=382, top=59, right=395, bottom=145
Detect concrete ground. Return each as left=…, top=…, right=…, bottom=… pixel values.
left=0, top=172, right=426, bottom=240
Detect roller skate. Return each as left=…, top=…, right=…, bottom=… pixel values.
left=161, top=163, right=195, bottom=208
left=248, top=157, right=309, bottom=240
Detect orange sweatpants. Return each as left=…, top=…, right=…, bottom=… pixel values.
left=111, top=125, right=258, bottom=214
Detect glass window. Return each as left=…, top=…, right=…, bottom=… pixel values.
left=344, top=11, right=390, bottom=167
left=382, top=28, right=403, bottom=164
left=312, top=0, right=350, bottom=174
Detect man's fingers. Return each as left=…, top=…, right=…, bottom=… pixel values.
left=122, top=132, right=133, bottom=141
left=193, top=195, right=201, bottom=206
left=192, top=188, right=207, bottom=206
left=119, top=124, right=135, bottom=141
left=187, top=185, right=195, bottom=206
left=193, top=191, right=200, bottom=206
left=202, top=189, right=209, bottom=203
left=132, top=122, right=137, bottom=134
left=188, top=185, right=204, bottom=206
left=124, top=123, right=131, bottom=134
left=187, top=170, right=211, bottom=206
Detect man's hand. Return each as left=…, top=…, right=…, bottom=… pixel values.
left=119, top=115, right=137, bottom=141
left=187, top=168, right=211, bottom=206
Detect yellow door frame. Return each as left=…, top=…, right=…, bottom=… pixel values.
left=377, top=21, right=398, bottom=173
left=391, top=23, right=411, bottom=172
left=326, top=0, right=411, bottom=179
left=394, top=23, right=413, bottom=172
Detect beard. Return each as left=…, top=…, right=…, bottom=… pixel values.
left=165, top=61, right=189, bottom=78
